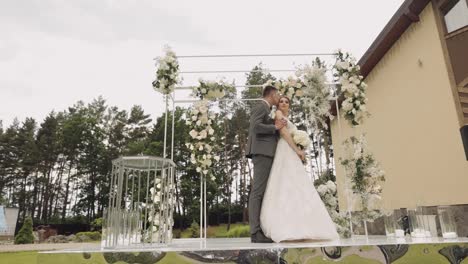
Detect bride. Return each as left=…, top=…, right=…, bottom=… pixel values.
left=260, top=96, right=340, bottom=242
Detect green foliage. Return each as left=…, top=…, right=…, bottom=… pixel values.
left=15, top=217, right=34, bottom=244
left=188, top=221, right=200, bottom=238
left=91, top=217, right=103, bottom=230
left=75, top=231, right=101, bottom=241
left=226, top=225, right=250, bottom=238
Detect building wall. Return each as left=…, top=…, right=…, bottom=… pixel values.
left=331, top=3, right=468, bottom=211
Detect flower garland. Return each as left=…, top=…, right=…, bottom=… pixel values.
left=152, top=46, right=180, bottom=95
left=186, top=100, right=220, bottom=181
left=340, top=134, right=385, bottom=222
left=192, top=79, right=235, bottom=100
left=333, top=50, right=369, bottom=126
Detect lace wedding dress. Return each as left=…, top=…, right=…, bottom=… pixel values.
left=260, top=118, right=340, bottom=242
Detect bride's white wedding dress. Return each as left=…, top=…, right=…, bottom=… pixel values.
left=260, top=118, right=340, bottom=242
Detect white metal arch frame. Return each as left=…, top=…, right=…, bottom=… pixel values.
left=160, top=52, right=351, bottom=242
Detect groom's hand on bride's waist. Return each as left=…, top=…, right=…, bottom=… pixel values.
left=274, top=118, right=287, bottom=130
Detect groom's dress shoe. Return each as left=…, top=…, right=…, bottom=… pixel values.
left=251, top=231, right=274, bottom=243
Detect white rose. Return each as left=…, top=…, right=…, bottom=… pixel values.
left=203, top=170, right=208, bottom=175
left=199, top=130, right=207, bottom=139
left=200, top=115, right=209, bottom=124
left=199, top=145, right=203, bottom=151
left=211, top=176, right=216, bottom=181
left=196, top=120, right=201, bottom=126
left=189, top=130, right=198, bottom=139
left=196, top=167, right=201, bottom=172
left=192, top=115, right=197, bottom=121
left=214, top=156, right=220, bottom=162
left=208, top=128, right=214, bottom=135
left=186, top=120, right=192, bottom=125
left=201, top=88, right=207, bottom=94
left=211, top=137, right=215, bottom=141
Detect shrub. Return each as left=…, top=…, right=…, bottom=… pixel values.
left=15, top=217, right=34, bottom=244
left=91, top=217, right=103, bottom=231
left=188, top=221, right=200, bottom=238
left=226, top=225, right=250, bottom=238
left=75, top=231, right=101, bottom=241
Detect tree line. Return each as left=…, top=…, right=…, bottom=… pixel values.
left=0, top=64, right=335, bottom=229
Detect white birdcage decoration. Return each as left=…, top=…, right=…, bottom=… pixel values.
left=102, top=156, right=176, bottom=248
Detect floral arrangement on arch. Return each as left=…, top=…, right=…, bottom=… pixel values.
left=296, top=61, right=335, bottom=131
left=152, top=46, right=180, bottom=95
left=340, top=134, right=385, bottom=223
left=315, top=179, right=351, bottom=238
left=333, top=50, right=369, bottom=126
left=192, top=79, right=235, bottom=100
left=186, top=100, right=220, bottom=181
left=263, top=77, right=306, bottom=101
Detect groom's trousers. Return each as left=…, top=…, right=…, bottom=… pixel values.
left=249, top=154, right=274, bottom=235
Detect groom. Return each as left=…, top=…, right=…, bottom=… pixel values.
left=246, top=86, right=286, bottom=243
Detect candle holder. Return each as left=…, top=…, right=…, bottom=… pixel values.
left=437, top=205, right=458, bottom=239
left=408, top=209, right=426, bottom=238
left=393, top=209, right=406, bottom=238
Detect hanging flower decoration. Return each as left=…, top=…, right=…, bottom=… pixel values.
left=263, top=77, right=306, bottom=101
left=340, top=134, right=386, bottom=223
left=185, top=100, right=220, bottom=181
left=333, top=50, right=369, bottom=126
left=192, top=79, right=235, bottom=100
left=152, top=45, right=180, bottom=95
left=296, top=62, right=335, bottom=131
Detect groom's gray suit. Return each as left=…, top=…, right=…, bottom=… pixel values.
left=246, top=100, right=279, bottom=235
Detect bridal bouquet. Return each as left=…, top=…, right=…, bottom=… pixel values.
left=152, top=45, right=180, bottom=95
left=292, top=130, right=311, bottom=150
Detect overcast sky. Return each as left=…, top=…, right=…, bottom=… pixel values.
left=0, top=0, right=405, bottom=127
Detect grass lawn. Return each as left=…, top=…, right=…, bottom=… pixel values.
left=174, top=222, right=249, bottom=238
left=1, top=251, right=203, bottom=264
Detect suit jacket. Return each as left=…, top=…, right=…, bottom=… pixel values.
left=246, top=100, right=279, bottom=158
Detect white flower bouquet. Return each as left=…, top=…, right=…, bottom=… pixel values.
left=193, top=79, right=234, bottom=100
left=333, top=49, right=369, bottom=126
left=264, top=78, right=306, bottom=101
left=185, top=100, right=220, bottom=181
left=292, top=130, right=310, bottom=150
left=152, top=45, right=180, bottom=95
left=295, top=61, right=335, bottom=131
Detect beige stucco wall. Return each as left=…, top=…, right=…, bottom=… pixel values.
left=331, top=3, right=468, bottom=211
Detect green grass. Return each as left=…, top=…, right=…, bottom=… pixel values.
left=1, top=251, right=38, bottom=264
left=173, top=222, right=249, bottom=238
left=1, top=251, right=214, bottom=264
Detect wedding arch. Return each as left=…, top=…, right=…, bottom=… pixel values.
left=152, top=46, right=382, bottom=240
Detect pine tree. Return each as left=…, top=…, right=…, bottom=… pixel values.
left=14, top=216, right=34, bottom=244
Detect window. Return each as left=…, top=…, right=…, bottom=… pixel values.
left=444, top=0, right=468, bottom=33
